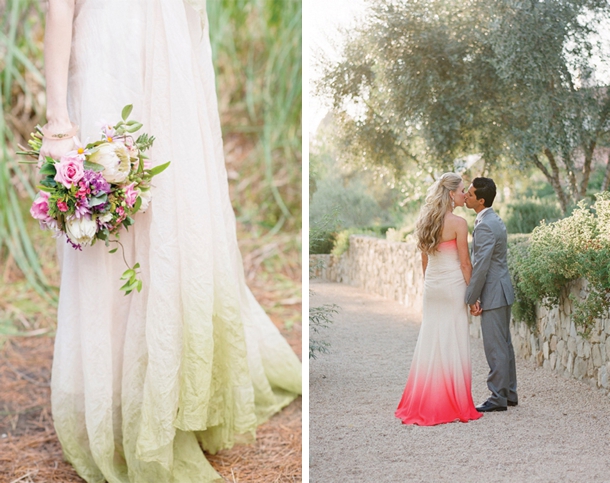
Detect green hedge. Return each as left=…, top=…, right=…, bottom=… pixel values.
left=507, top=193, right=610, bottom=335
left=502, top=198, right=562, bottom=234
left=331, top=228, right=383, bottom=256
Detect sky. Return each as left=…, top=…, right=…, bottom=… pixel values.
left=307, top=0, right=367, bottom=134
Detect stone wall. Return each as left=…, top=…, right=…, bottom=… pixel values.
left=310, top=235, right=423, bottom=314
left=511, top=280, right=610, bottom=393
left=311, top=235, right=610, bottom=394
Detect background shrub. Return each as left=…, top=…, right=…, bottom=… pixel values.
left=508, top=193, right=610, bottom=335
left=502, top=198, right=562, bottom=234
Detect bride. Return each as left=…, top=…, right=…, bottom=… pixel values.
left=39, top=1, right=301, bottom=481
left=395, top=173, right=482, bottom=426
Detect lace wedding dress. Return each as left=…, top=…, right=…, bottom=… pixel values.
left=51, top=1, right=301, bottom=481
left=395, top=239, right=481, bottom=426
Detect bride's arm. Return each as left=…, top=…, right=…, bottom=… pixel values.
left=40, top=0, right=77, bottom=160
left=421, top=251, right=428, bottom=279
left=456, top=218, right=472, bottom=285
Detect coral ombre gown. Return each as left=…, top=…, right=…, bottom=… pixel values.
left=395, top=239, right=482, bottom=426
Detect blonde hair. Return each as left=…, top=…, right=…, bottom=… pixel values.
left=416, top=172, right=463, bottom=254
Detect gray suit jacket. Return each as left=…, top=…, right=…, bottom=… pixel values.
left=465, top=208, right=514, bottom=310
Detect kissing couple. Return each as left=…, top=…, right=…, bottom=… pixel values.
left=395, top=174, right=518, bottom=425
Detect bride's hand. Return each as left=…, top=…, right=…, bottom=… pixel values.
left=39, top=136, right=76, bottom=162
left=38, top=120, right=77, bottom=161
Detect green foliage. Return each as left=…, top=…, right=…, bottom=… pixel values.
left=502, top=198, right=562, bottom=234
left=310, top=230, right=336, bottom=255
left=207, top=0, right=301, bottom=232
left=506, top=234, right=537, bottom=328
left=309, top=212, right=337, bottom=255
left=318, top=0, right=610, bottom=212
left=0, top=0, right=52, bottom=301
left=310, top=177, right=391, bottom=230
left=331, top=227, right=383, bottom=257
left=309, top=301, right=338, bottom=359
left=508, top=193, right=610, bottom=335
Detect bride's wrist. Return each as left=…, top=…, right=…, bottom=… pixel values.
left=41, top=120, right=79, bottom=140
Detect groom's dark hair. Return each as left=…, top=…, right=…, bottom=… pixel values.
left=472, top=177, right=496, bottom=207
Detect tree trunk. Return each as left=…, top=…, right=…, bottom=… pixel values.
left=579, top=140, right=596, bottom=198
left=561, top=148, right=579, bottom=200
left=532, top=152, right=569, bottom=213
left=602, top=151, right=610, bottom=192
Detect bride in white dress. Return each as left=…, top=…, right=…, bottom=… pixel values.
left=39, top=1, right=302, bottom=481
left=395, top=173, right=481, bottom=426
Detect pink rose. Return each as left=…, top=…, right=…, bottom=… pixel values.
left=123, top=182, right=138, bottom=207
left=54, top=154, right=84, bottom=189
left=30, top=191, right=51, bottom=222
left=57, top=200, right=69, bottom=212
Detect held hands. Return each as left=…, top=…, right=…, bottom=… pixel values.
left=469, top=301, right=483, bottom=316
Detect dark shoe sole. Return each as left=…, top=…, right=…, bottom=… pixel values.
left=507, top=401, right=518, bottom=407
left=476, top=405, right=507, bottom=413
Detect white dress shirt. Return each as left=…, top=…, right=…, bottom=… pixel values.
left=474, top=207, right=492, bottom=227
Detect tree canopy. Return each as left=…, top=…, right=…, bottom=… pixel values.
left=318, top=0, right=610, bottom=212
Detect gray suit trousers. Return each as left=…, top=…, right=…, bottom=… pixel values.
left=480, top=305, right=517, bottom=407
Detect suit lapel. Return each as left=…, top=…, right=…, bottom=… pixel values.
left=473, top=208, right=494, bottom=236
left=472, top=208, right=495, bottom=256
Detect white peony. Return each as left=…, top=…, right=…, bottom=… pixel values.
left=87, top=142, right=131, bottom=184
left=138, top=188, right=152, bottom=212
left=98, top=212, right=113, bottom=224
left=66, top=216, right=98, bottom=246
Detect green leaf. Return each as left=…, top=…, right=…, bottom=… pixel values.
left=120, top=279, right=139, bottom=295
left=125, top=122, right=143, bottom=133
left=147, top=161, right=171, bottom=177
left=133, top=262, right=140, bottom=270
left=39, top=163, right=56, bottom=176
left=137, top=280, right=143, bottom=292
left=108, top=248, right=118, bottom=254
left=121, top=104, right=133, bottom=121
left=89, top=194, right=108, bottom=207
left=40, top=177, right=57, bottom=189
left=121, top=269, right=135, bottom=280
left=83, top=161, right=104, bottom=172
left=132, top=196, right=142, bottom=213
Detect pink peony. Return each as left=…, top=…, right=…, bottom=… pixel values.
left=123, top=182, right=138, bottom=207
left=30, top=191, right=51, bottom=222
left=54, top=153, right=84, bottom=189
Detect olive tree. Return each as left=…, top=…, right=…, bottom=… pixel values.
left=318, top=0, right=610, bottom=212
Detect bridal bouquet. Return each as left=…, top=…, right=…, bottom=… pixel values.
left=19, top=105, right=169, bottom=295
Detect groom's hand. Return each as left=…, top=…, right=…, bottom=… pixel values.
left=469, top=301, right=483, bottom=316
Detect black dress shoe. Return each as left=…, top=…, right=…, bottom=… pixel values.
left=476, top=401, right=507, bottom=412
left=507, top=400, right=518, bottom=407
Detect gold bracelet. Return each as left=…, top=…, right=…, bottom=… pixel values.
left=40, top=122, right=79, bottom=140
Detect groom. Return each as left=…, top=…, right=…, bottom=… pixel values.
left=464, top=177, right=518, bottom=413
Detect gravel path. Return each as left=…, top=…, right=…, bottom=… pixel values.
left=309, top=281, right=610, bottom=483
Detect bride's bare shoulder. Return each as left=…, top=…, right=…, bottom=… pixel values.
left=445, top=212, right=467, bottom=227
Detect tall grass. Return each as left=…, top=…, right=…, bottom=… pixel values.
left=0, top=1, right=302, bottom=307
left=208, top=0, right=302, bottom=234
left=0, top=0, right=52, bottom=303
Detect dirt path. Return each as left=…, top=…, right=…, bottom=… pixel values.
left=310, top=281, right=610, bottom=483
